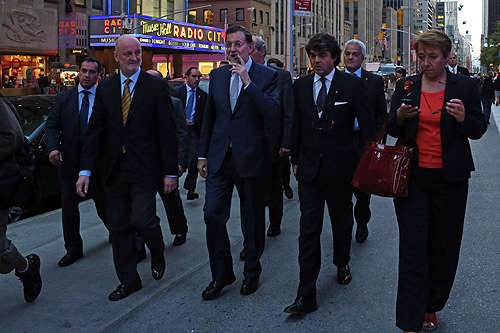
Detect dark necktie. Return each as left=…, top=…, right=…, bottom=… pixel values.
left=80, top=90, right=90, bottom=133
left=316, top=77, right=327, bottom=111
left=185, top=88, right=195, bottom=121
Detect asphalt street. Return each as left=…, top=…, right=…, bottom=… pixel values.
left=1, top=105, right=499, bottom=333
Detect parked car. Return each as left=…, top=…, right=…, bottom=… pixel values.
left=7, top=95, right=60, bottom=222
left=377, top=64, right=404, bottom=77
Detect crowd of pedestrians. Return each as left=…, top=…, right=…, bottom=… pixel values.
left=0, top=27, right=491, bottom=332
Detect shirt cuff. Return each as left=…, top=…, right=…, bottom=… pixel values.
left=198, top=157, right=207, bottom=160
left=243, top=82, right=251, bottom=90
left=79, top=170, right=91, bottom=177
left=166, top=175, right=178, bottom=178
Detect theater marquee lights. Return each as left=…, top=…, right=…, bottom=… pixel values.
left=89, top=15, right=225, bottom=53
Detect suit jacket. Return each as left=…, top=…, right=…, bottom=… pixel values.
left=171, top=96, right=189, bottom=168
left=265, top=66, right=294, bottom=164
left=199, top=63, right=280, bottom=177
left=387, top=72, right=486, bottom=182
left=291, top=70, right=375, bottom=184
left=173, top=85, right=208, bottom=134
left=361, top=69, right=387, bottom=136
left=46, top=87, right=86, bottom=179
left=80, top=71, right=178, bottom=188
left=0, top=97, right=23, bottom=162
left=447, top=65, right=470, bottom=76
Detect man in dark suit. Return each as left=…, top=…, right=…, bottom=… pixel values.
left=447, top=53, right=470, bottom=76
left=343, top=39, right=387, bottom=243
left=46, top=57, right=107, bottom=267
left=172, top=67, right=207, bottom=201
left=197, top=25, right=280, bottom=300
left=76, top=35, right=178, bottom=301
left=284, top=33, right=375, bottom=315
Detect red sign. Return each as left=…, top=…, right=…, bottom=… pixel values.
left=59, top=20, right=76, bottom=36
left=295, top=0, right=311, bottom=16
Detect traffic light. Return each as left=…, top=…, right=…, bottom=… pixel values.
left=397, top=9, right=404, bottom=27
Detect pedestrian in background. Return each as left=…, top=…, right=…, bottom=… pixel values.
left=172, top=67, right=207, bottom=202
left=343, top=39, right=387, bottom=243
left=494, top=73, right=500, bottom=106
left=46, top=57, right=108, bottom=267
left=387, top=30, right=486, bottom=332
left=0, top=95, right=42, bottom=303
left=480, top=72, right=495, bottom=125
left=284, top=33, right=375, bottom=315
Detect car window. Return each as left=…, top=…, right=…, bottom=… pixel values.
left=7, top=95, right=56, bottom=137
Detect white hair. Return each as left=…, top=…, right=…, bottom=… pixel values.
left=345, top=39, right=366, bottom=57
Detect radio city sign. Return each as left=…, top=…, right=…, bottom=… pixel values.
left=89, top=15, right=225, bottom=53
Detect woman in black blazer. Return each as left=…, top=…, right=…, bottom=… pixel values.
left=387, top=30, right=487, bottom=333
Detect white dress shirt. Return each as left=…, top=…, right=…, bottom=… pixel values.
left=313, top=68, right=335, bottom=117
left=120, top=69, right=141, bottom=99
left=448, top=65, right=457, bottom=74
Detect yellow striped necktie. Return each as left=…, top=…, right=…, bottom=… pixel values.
left=122, top=78, right=131, bottom=126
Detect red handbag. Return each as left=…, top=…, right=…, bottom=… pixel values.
left=352, top=127, right=413, bottom=198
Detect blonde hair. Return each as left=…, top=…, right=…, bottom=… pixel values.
left=414, top=30, right=452, bottom=57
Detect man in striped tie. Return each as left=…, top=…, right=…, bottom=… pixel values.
left=76, top=35, right=178, bottom=301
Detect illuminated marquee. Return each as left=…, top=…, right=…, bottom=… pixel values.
left=89, top=15, right=225, bottom=53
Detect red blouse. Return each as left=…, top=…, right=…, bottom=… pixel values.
left=417, top=90, right=445, bottom=169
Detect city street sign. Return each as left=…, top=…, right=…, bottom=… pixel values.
left=294, top=0, right=311, bottom=17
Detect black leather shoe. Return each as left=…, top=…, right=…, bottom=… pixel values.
left=186, top=191, right=199, bottom=200
left=57, top=252, right=83, bottom=267
left=284, top=185, right=293, bottom=199
left=137, top=246, right=147, bottom=263
left=108, top=281, right=142, bottom=301
left=172, top=233, right=186, bottom=246
left=240, top=277, right=259, bottom=295
left=267, top=227, right=281, bottom=237
left=337, top=265, right=352, bottom=285
left=151, top=252, right=166, bottom=280
left=284, top=295, right=318, bottom=315
left=15, top=254, right=42, bottom=303
left=239, top=248, right=247, bottom=261
left=202, top=275, right=236, bottom=300
left=355, top=224, right=369, bottom=243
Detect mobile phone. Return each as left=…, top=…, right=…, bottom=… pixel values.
left=401, top=98, right=415, bottom=107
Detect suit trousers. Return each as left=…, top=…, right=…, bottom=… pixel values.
left=204, top=150, right=266, bottom=282
left=104, top=157, right=164, bottom=286
left=268, top=163, right=283, bottom=231
left=159, top=189, right=188, bottom=235
left=59, top=172, right=106, bottom=254
left=0, top=208, right=24, bottom=274
left=183, top=156, right=199, bottom=192
left=279, top=155, right=291, bottom=190
left=297, top=161, right=354, bottom=297
left=394, top=168, right=468, bottom=332
left=352, top=187, right=372, bottom=226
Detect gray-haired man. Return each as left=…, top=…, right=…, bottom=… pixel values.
left=0, top=96, right=42, bottom=303
left=343, top=39, right=387, bottom=243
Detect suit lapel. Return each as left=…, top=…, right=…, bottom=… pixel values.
left=232, top=63, right=255, bottom=115
left=126, top=71, right=145, bottom=124
left=304, top=74, right=318, bottom=120
left=110, top=74, right=122, bottom=126
left=180, top=85, right=187, bottom=107
left=69, top=87, right=80, bottom=130
left=441, top=71, right=458, bottom=147
left=320, top=71, right=340, bottom=119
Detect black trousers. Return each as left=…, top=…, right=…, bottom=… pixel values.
left=279, top=155, right=291, bottom=190
left=352, top=187, right=372, bottom=226
left=394, top=168, right=468, bottom=332
left=297, top=162, right=354, bottom=297
left=59, top=173, right=106, bottom=254
left=268, top=163, right=283, bottom=231
left=159, top=189, right=188, bottom=235
left=204, top=150, right=266, bottom=282
left=104, top=159, right=164, bottom=286
left=183, top=156, right=198, bottom=192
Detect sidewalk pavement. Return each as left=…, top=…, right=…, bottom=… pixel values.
left=1, top=109, right=499, bottom=332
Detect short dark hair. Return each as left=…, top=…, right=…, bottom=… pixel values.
left=305, top=33, right=341, bottom=66
left=267, top=58, right=284, bottom=69
left=185, top=66, right=200, bottom=76
left=395, top=68, right=406, bottom=77
left=225, top=25, right=253, bottom=44
left=81, top=57, right=102, bottom=73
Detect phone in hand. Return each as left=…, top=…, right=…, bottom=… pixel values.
left=401, top=98, right=415, bottom=107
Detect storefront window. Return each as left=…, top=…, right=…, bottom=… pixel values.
left=92, top=0, right=103, bottom=10
left=188, top=10, right=197, bottom=24
left=236, top=8, right=245, bottom=21
left=204, top=9, right=214, bottom=25
left=1, top=55, right=48, bottom=89
left=198, top=62, right=214, bottom=75
left=74, top=0, right=86, bottom=7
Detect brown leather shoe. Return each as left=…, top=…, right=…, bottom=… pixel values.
left=108, top=282, right=142, bottom=301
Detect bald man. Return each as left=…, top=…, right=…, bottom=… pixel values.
left=77, top=35, right=178, bottom=301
